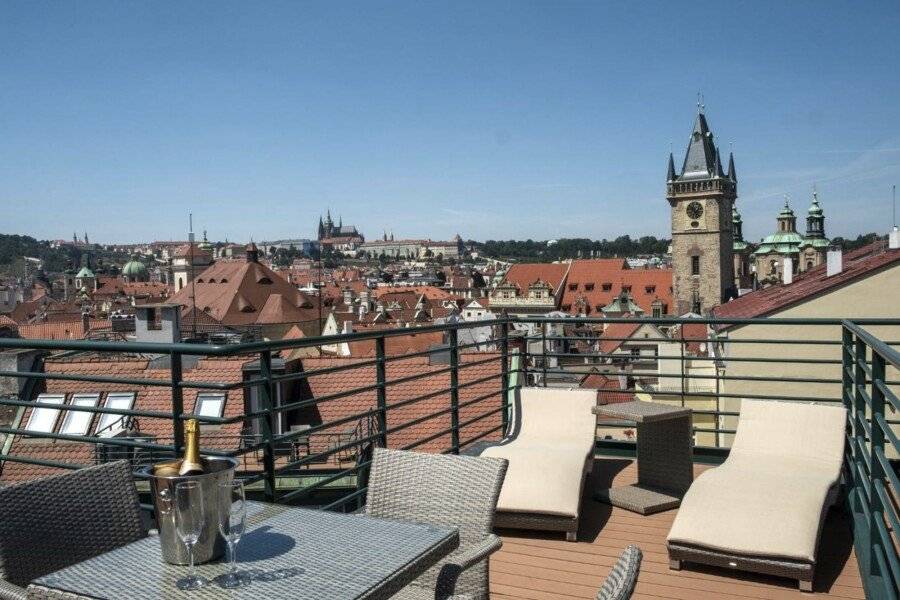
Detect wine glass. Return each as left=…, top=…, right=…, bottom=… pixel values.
left=217, top=480, right=247, bottom=588
left=174, top=480, right=206, bottom=590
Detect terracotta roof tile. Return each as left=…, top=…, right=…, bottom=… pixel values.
left=713, top=242, right=900, bottom=323
left=300, top=353, right=504, bottom=453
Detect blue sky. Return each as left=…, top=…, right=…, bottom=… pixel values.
left=1, top=1, right=899, bottom=244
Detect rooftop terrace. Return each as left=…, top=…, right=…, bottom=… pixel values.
left=0, top=315, right=897, bottom=598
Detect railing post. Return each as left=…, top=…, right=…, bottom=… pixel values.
left=852, top=336, right=867, bottom=514
left=841, top=326, right=855, bottom=492
left=541, top=322, right=548, bottom=387
left=869, top=350, right=886, bottom=580
left=170, top=351, right=184, bottom=456
left=499, top=318, right=509, bottom=437
left=449, top=327, right=460, bottom=454
left=259, top=350, right=277, bottom=503
left=521, top=323, right=530, bottom=385
left=375, top=336, right=388, bottom=449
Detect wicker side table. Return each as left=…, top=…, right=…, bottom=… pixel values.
left=593, top=400, right=693, bottom=515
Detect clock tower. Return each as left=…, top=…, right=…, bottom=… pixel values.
left=667, top=107, right=737, bottom=315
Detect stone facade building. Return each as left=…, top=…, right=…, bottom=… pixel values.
left=752, top=191, right=829, bottom=285
left=666, top=109, right=737, bottom=315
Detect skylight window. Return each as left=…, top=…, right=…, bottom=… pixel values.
left=25, top=394, right=65, bottom=433
left=584, top=283, right=595, bottom=291
left=194, top=392, right=226, bottom=418
left=96, top=392, right=136, bottom=436
left=59, top=393, right=100, bottom=436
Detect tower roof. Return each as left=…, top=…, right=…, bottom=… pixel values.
left=808, top=189, right=824, bottom=216
left=727, top=152, right=737, bottom=182
left=779, top=196, right=795, bottom=218
left=680, top=112, right=720, bottom=180
left=666, top=153, right=676, bottom=181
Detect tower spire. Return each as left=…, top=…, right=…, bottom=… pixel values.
left=667, top=153, right=676, bottom=181
left=727, top=151, right=736, bottom=182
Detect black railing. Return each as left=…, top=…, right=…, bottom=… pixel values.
left=0, top=315, right=897, bottom=596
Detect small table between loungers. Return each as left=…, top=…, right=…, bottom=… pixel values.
left=593, top=400, right=693, bottom=515
left=27, top=501, right=459, bottom=600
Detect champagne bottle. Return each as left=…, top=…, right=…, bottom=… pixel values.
left=178, top=418, right=205, bottom=476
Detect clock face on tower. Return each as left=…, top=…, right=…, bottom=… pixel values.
left=686, top=201, right=704, bottom=220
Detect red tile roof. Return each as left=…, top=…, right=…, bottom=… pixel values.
left=1, top=357, right=246, bottom=483
left=373, top=286, right=454, bottom=301
left=167, top=258, right=316, bottom=326
left=561, top=260, right=673, bottom=316
left=579, top=371, right=636, bottom=405
left=300, top=353, right=504, bottom=453
left=597, top=322, right=642, bottom=354
left=712, top=242, right=900, bottom=323
left=17, top=319, right=111, bottom=340
left=501, top=263, right=570, bottom=295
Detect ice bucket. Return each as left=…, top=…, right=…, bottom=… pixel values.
left=142, top=456, right=238, bottom=565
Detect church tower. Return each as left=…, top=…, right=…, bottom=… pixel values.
left=667, top=106, right=737, bottom=315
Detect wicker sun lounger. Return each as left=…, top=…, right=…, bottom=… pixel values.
left=666, top=399, right=847, bottom=591
left=477, top=387, right=597, bottom=542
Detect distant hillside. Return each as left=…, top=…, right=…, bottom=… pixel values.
left=473, top=236, right=670, bottom=262
left=0, top=234, right=77, bottom=274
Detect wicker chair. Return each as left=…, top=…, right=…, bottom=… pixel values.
left=0, top=461, right=145, bottom=600
left=596, top=545, right=642, bottom=600
left=365, top=448, right=508, bottom=600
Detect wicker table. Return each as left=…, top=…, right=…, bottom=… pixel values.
left=593, top=400, right=693, bottom=515
left=27, top=501, right=459, bottom=600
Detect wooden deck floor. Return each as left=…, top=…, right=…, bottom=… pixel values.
left=490, top=458, right=864, bottom=600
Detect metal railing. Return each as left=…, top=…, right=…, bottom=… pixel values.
left=843, top=321, right=900, bottom=600
left=0, top=315, right=897, bottom=595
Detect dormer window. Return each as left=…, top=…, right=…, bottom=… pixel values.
left=584, top=283, right=595, bottom=292
left=645, top=285, right=655, bottom=293
left=568, top=283, right=578, bottom=291
left=602, top=283, right=612, bottom=291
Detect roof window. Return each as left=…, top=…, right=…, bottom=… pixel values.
left=194, top=392, right=226, bottom=419
left=59, top=393, right=100, bottom=436
left=96, top=392, right=135, bottom=436
left=25, top=394, right=65, bottom=433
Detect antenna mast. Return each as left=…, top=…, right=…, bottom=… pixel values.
left=189, top=213, right=197, bottom=339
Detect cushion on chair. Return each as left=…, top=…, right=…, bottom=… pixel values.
left=667, top=400, right=846, bottom=563
left=481, top=387, right=596, bottom=518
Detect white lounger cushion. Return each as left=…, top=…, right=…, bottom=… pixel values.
left=482, top=387, right=596, bottom=518
left=667, top=400, right=846, bottom=563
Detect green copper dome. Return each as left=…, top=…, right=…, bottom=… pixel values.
left=121, top=255, right=149, bottom=280
left=778, top=201, right=795, bottom=218
left=808, top=191, right=823, bottom=216
left=75, top=266, right=95, bottom=279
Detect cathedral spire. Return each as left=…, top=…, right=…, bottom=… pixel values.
left=680, top=111, right=719, bottom=180
left=666, top=153, right=676, bottom=182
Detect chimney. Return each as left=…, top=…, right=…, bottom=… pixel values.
left=342, top=320, right=353, bottom=335
left=826, top=247, right=843, bottom=277
left=890, top=227, right=899, bottom=250
left=782, top=257, right=793, bottom=285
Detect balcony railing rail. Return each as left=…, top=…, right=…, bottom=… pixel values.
left=0, top=315, right=897, bottom=597
left=842, top=321, right=900, bottom=600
